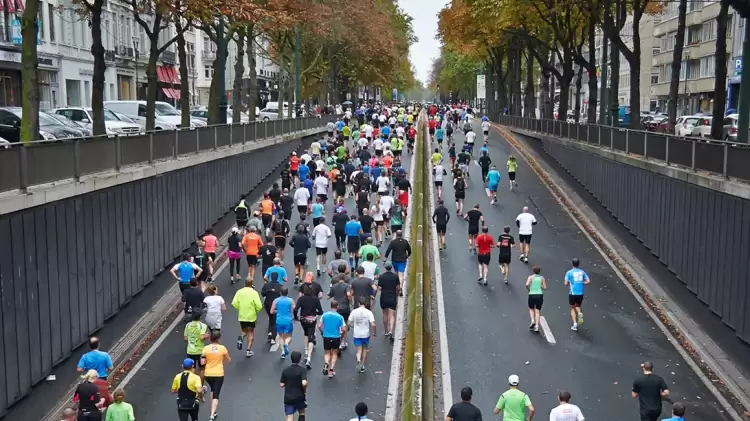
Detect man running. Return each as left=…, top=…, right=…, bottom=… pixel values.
left=293, top=277, right=323, bottom=368
left=280, top=351, right=308, bottom=421
left=564, top=258, right=590, bottom=332
left=487, top=164, right=501, bottom=205
left=496, top=226, right=515, bottom=283
left=201, top=331, right=230, bottom=421
left=453, top=175, right=467, bottom=215
left=377, top=262, right=400, bottom=338
left=294, top=182, right=311, bottom=217
left=464, top=204, right=484, bottom=253
left=290, top=153, right=301, bottom=184
left=385, top=230, right=411, bottom=281
left=457, top=147, right=471, bottom=178
left=475, top=226, right=494, bottom=285
left=494, top=375, right=534, bottom=421
left=271, top=286, right=295, bottom=358
left=240, top=227, right=263, bottom=281
left=478, top=150, right=492, bottom=184
left=289, top=226, right=312, bottom=284
left=549, top=391, right=585, bottom=421
left=515, top=206, right=537, bottom=263
left=348, top=297, right=376, bottom=373
left=481, top=118, right=490, bottom=142
left=525, top=265, right=547, bottom=332
left=507, top=155, right=518, bottom=190
left=465, top=127, right=476, bottom=156
left=345, top=216, right=364, bottom=268
left=433, top=199, right=450, bottom=250
left=232, top=278, right=263, bottom=357
left=312, top=216, right=332, bottom=276
left=319, top=301, right=346, bottom=378
left=433, top=161, right=448, bottom=201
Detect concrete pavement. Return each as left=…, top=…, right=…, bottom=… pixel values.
left=434, top=123, right=734, bottom=421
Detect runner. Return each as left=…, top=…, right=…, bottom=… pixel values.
left=260, top=193, right=275, bottom=233
left=234, top=199, right=249, bottom=232
left=289, top=226, right=312, bottom=284
left=193, top=237, right=211, bottom=288
left=384, top=230, right=410, bottom=281
left=261, top=274, right=283, bottom=344
left=457, top=146, right=471, bottom=179
left=227, top=227, right=243, bottom=284
left=271, top=286, right=295, bottom=358
left=241, top=227, right=263, bottom=281
left=350, top=266, right=377, bottom=310
left=478, top=150, right=492, bottom=184
left=358, top=236, right=380, bottom=263
left=319, top=301, right=347, bottom=378
left=525, top=265, right=547, bottom=332
left=564, top=258, right=590, bottom=332
left=348, top=297, right=376, bottom=373
left=201, top=331, right=230, bottom=421
left=465, top=127, right=476, bottom=156
left=446, top=387, right=483, bottom=421
left=314, top=171, right=330, bottom=206
left=464, top=204, right=484, bottom=253
left=332, top=207, right=350, bottom=252
left=171, top=253, right=202, bottom=294
left=475, top=226, right=494, bottom=285
left=448, top=143, right=457, bottom=168
left=487, top=164, right=501, bottom=205
left=549, top=391, right=585, bottom=421
left=515, top=206, right=537, bottom=263
left=280, top=351, right=308, bottom=421
left=290, top=153, right=301, bottom=184
left=371, top=202, right=385, bottom=246
left=172, top=359, right=203, bottom=421
left=433, top=199, right=450, bottom=250
left=433, top=161, right=448, bottom=201
left=312, top=216, right=332, bottom=277
left=454, top=175, right=467, bottom=215
left=327, top=269, right=352, bottom=351
left=481, top=118, right=490, bottom=142
left=345, top=215, right=364, bottom=268
left=231, top=278, right=263, bottom=357
left=294, top=182, right=311, bottom=217
left=294, top=276, right=323, bottom=368
left=389, top=203, right=405, bottom=236
left=507, top=155, right=518, bottom=190
left=493, top=375, right=535, bottom=421
left=272, top=215, right=290, bottom=260
left=263, top=257, right=288, bottom=285
left=203, top=285, right=225, bottom=333
left=183, top=311, right=208, bottom=382
left=379, top=191, right=395, bottom=238
left=377, top=262, right=401, bottom=339
left=431, top=148, right=443, bottom=167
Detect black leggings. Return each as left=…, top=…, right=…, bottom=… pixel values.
left=205, top=376, right=224, bottom=399
left=77, top=410, right=102, bottom=421
left=335, top=231, right=346, bottom=249
left=229, top=258, right=241, bottom=277
left=265, top=306, right=277, bottom=337
left=177, top=409, right=200, bottom=421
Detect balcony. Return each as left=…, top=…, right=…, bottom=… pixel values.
left=161, top=50, right=176, bottom=64
left=116, top=45, right=133, bottom=58
left=201, top=50, right=216, bottom=62
left=105, top=50, right=116, bottom=62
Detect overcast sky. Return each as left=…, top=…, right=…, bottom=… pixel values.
left=397, top=0, right=446, bottom=85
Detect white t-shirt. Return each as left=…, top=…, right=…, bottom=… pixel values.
left=376, top=176, right=390, bottom=192
left=372, top=205, right=384, bottom=221
left=396, top=126, right=405, bottom=137
left=314, top=176, right=328, bottom=195
left=300, top=153, right=312, bottom=163
left=361, top=261, right=378, bottom=280
left=371, top=113, right=379, bottom=122
left=345, top=110, right=352, bottom=119
left=310, top=142, right=321, bottom=155
left=203, top=295, right=225, bottom=313
left=350, top=170, right=361, bottom=182
left=481, top=121, right=490, bottom=132
left=373, top=138, right=384, bottom=150
left=434, top=165, right=445, bottom=182
left=315, top=159, right=326, bottom=170
left=388, top=116, right=396, bottom=125
left=365, top=125, right=374, bottom=138
left=466, top=131, right=476, bottom=144
left=358, top=138, right=369, bottom=149
left=379, top=115, right=386, bottom=123
left=348, top=306, right=375, bottom=338
left=312, top=224, right=331, bottom=248
left=326, top=122, right=335, bottom=132
left=383, top=141, right=392, bottom=151
left=294, top=187, right=311, bottom=205
left=379, top=195, right=394, bottom=214
left=516, top=212, right=537, bottom=235
left=549, top=403, right=585, bottom=421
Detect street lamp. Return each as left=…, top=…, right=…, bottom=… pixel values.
left=132, top=36, right=140, bottom=100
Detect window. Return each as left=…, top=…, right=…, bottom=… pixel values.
left=679, top=60, right=686, bottom=81
left=204, top=65, right=213, bottom=79
left=653, top=46, right=661, bottom=56
left=651, top=71, right=659, bottom=84
left=701, top=20, right=715, bottom=42
left=38, top=2, right=44, bottom=40
left=687, top=59, right=700, bottom=79
left=203, top=36, right=210, bottom=53
left=187, top=42, right=195, bottom=70
left=688, top=0, right=703, bottom=12
left=727, top=16, right=733, bottom=38
left=687, top=25, right=701, bottom=45
left=48, top=4, right=55, bottom=41
left=700, top=55, right=715, bottom=78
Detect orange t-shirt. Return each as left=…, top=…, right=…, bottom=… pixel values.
left=241, top=233, right=262, bottom=256
left=260, top=199, right=274, bottom=215
left=203, top=234, right=218, bottom=253
left=383, top=156, right=393, bottom=169
left=329, top=168, right=339, bottom=182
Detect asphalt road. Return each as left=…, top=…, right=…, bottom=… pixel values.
left=121, top=152, right=410, bottom=421
left=435, top=121, right=734, bottom=421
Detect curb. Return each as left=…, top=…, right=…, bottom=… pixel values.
left=493, top=123, right=748, bottom=421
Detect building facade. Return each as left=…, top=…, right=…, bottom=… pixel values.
left=652, top=0, right=734, bottom=115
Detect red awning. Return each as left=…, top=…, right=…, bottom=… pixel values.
left=171, top=88, right=181, bottom=100
left=161, top=87, right=174, bottom=99
left=157, top=67, right=171, bottom=83
left=14, top=0, right=23, bottom=11
left=4, top=0, right=15, bottom=13
left=169, top=67, right=180, bottom=84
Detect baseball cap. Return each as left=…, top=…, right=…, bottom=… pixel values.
left=508, top=374, right=520, bottom=386
left=292, top=152, right=297, bottom=155
left=384, top=261, right=393, bottom=270
left=183, top=358, right=195, bottom=369
left=231, top=227, right=238, bottom=233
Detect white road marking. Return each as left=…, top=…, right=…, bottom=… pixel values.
left=269, top=335, right=282, bottom=352
left=485, top=188, right=491, bottom=197
left=539, top=316, right=556, bottom=345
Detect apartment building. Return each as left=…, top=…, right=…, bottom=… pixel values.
left=652, top=0, right=734, bottom=115
left=728, top=15, right=746, bottom=111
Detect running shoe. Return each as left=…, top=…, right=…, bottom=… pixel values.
left=305, top=358, right=312, bottom=370
left=534, top=325, right=540, bottom=333
left=483, top=279, right=488, bottom=286
left=477, top=277, right=483, bottom=284
left=577, top=311, right=584, bottom=325
left=529, top=322, right=535, bottom=330
left=283, top=343, right=289, bottom=356
left=571, top=324, right=578, bottom=332
left=236, top=335, right=243, bottom=350
left=322, top=363, right=329, bottom=375
left=328, top=369, right=335, bottom=378
left=246, top=350, right=254, bottom=357
left=356, top=360, right=362, bottom=372
left=359, top=365, right=366, bottom=373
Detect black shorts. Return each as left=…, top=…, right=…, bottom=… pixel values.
left=519, top=234, right=532, bottom=245
left=436, top=224, right=447, bottom=234
left=375, top=149, right=383, bottom=156
left=528, top=294, right=544, bottom=310
left=316, top=247, right=328, bottom=255
left=323, top=337, right=341, bottom=350
left=262, top=214, right=273, bottom=227
left=391, top=224, right=403, bottom=233
left=186, top=353, right=204, bottom=368
left=313, top=217, right=322, bottom=226
left=393, top=150, right=402, bottom=156
left=347, top=237, right=360, bottom=253
left=508, top=172, right=516, bottom=181
left=275, top=237, right=287, bottom=249
left=206, top=252, right=216, bottom=261
left=498, top=253, right=511, bottom=265
left=468, top=226, right=479, bottom=236
left=300, top=319, right=317, bottom=338
left=204, top=376, right=224, bottom=398
left=478, top=254, right=491, bottom=265
left=297, top=205, right=308, bottom=215
left=455, top=191, right=465, bottom=200
left=327, top=131, right=334, bottom=137
left=291, top=169, right=298, bottom=177
left=246, top=255, right=258, bottom=266
left=338, top=309, right=350, bottom=323
left=375, top=220, right=385, bottom=226
left=294, top=253, right=307, bottom=266
left=429, top=128, right=435, bottom=135
left=240, top=321, right=256, bottom=329
left=434, top=181, right=443, bottom=187
left=380, top=298, right=397, bottom=310
left=569, top=294, right=584, bottom=307
left=197, top=269, right=208, bottom=283
left=317, top=194, right=328, bottom=202
left=483, top=130, right=489, bottom=136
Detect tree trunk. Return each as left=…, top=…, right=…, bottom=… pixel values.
left=557, top=60, right=574, bottom=121
left=574, top=65, right=583, bottom=121
left=711, top=0, right=730, bottom=140
left=277, top=71, right=285, bottom=119
left=508, top=46, right=516, bottom=115
left=524, top=47, right=535, bottom=118
left=20, top=0, right=40, bottom=142
left=232, top=28, right=246, bottom=124
left=175, top=21, right=191, bottom=128
left=494, top=49, right=507, bottom=113
left=144, top=39, right=160, bottom=130
left=609, top=36, right=620, bottom=120
left=585, top=14, right=598, bottom=124
left=245, top=26, right=257, bottom=121
left=668, top=0, right=687, bottom=130
left=513, top=47, right=523, bottom=116
left=208, top=51, right=222, bottom=124
left=89, top=0, right=106, bottom=136
left=549, top=53, right=556, bottom=118
left=626, top=11, right=644, bottom=128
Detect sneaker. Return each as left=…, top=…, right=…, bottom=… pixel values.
left=519, top=254, right=525, bottom=261
left=534, top=325, right=540, bottom=333
left=523, top=257, right=529, bottom=264
left=236, top=335, right=243, bottom=350
left=577, top=312, right=584, bottom=325
left=356, top=360, right=362, bottom=372
left=281, top=352, right=287, bottom=359
left=317, top=269, right=321, bottom=277
left=359, top=365, right=366, bottom=373
left=477, top=277, right=483, bottom=284
left=322, top=363, right=329, bottom=375
left=270, top=338, right=276, bottom=345
left=529, top=322, right=535, bottom=330
left=305, top=359, right=312, bottom=369
left=246, top=350, right=254, bottom=357
left=328, top=369, right=335, bottom=378
left=267, top=333, right=273, bottom=343
left=283, top=344, right=289, bottom=356
left=571, top=324, right=578, bottom=332
left=504, top=278, right=508, bottom=284
left=483, top=279, right=488, bottom=286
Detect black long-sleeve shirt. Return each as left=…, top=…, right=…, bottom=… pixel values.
left=385, top=238, right=412, bottom=263
left=294, top=295, right=323, bottom=319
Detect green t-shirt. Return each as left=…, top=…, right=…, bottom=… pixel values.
left=496, top=388, right=531, bottom=421
left=358, top=244, right=380, bottom=261
left=184, top=321, right=208, bottom=355
left=337, top=146, right=348, bottom=159
left=342, top=126, right=351, bottom=136
left=391, top=207, right=403, bottom=226
left=353, top=130, right=360, bottom=139
left=105, top=402, right=135, bottom=421
left=507, top=159, right=518, bottom=173
left=528, top=275, right=544, bottom=295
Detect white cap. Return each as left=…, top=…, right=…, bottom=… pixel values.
left=231, top=227, right=239, bottom=233
left=508, top=374, right=520, bottom=386
left=292, top=152, right=297, bottom=155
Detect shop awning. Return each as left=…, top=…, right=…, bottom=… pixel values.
left=162, top=87, right=174, bottom=99
left=170, top=88, right=181, bottom=100
left=3, top=0, right=15, bottom=13
left=157, top=67, right=172, bottom=83
left=14, top=0, right=23, bottom=12
left=168, top=67, right=180, bottom=84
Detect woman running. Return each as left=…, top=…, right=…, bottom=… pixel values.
left=227, top=227, right=243, bottom=284
left=201, top=331, right=230, bottom=421
left=294, top=272, right=324, bottom=369
left=203, top=285, right=226, bottom=332
left=525, top=265, right=547, bottom=333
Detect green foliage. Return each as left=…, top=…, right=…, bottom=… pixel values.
left=429, top=47, right=483, bottom=98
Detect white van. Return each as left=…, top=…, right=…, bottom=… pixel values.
left=104, top=100, right=203, bottom=129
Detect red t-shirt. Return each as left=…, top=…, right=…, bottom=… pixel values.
left=429, top=120, right=437, bottom=129
left=399, top=191, right=408, bottom=207
left=475, top=234, right=494, bottom=255
left=290, top=156, right=300, bottom=171
left=407, top=128, right=416, bottom=139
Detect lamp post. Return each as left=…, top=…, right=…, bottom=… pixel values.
left=683, top=52, right=691, bottom=115
left=132, top=36, right=139, bottom=100
left=215, top=17, right=228, bottom=123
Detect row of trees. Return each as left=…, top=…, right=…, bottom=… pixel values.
left=435, top=0, right=750, bottom=139
left=18, top=0, right=417, bottom=142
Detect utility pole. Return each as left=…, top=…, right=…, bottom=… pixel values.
left=216, top=18, right=228, bottom=123
left=294, top=28, right=301, bottom=117
left=599, top=37, right=609, bottom=125
left=737, top=20, right=750, bottom=143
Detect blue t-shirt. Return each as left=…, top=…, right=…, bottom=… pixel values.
left=370, top=167, right=381, bottom=179
left=480, top=146, right=489, bottom=155
left=487, top=170, right=500, bottom=185
left=363, top=165, right=370, bottom=175
left=336, top=121, right=345, bottom=131
left=320, top=311, right=345, bottom=338
left=77, top=350, right=113, bottom=378
left=176, top=262, right=194, bottom=283
left=274, top=296, right=294, bottom=325
left=311, top=203, right=324, bottom=218
left=345, top=220, right=362, bottom=237
left=662, top=417, right=684, bottom=421
left=565, top=268, right=589, bottom=295
left=436, top=128, right=444, bottom=139
left=382, top=127, right=391, bottom=137
left=298, top=165, right=310, bottom=180
left=265, top=266, right=288, bottom=284
left=304, top=178, right=314, bottom=196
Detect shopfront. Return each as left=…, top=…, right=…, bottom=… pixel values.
left=117, top=66, right=135, bottom=100
left=38, top=56, right=61, bottom=110
left=0, top=49, right=22, bottom=107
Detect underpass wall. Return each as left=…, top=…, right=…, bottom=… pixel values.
left=512, top=131, right=750, bottom=345
left=0, top=136, right=308, bottom=413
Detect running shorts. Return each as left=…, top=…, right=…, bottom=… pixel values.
left=204, top=376, right=224, bottom=398
left=284, top=399, right=307, bottom=415
left=436, top=224, right=447, bottom=235
left=353, top=337, right=370, bottom=347
left=434, top=181, right=443, bottom=187
left=297, top=205, right=308, bottom=215
left=455, top=191, right=465, bottom=200
left=468, top=225, right=479, bottom=236
left=323, top=337, right=341, bottom=350
left=568, top=295, right=584, bottom=307
left=293, top=253, right=307, bottom=266
left=429, top=128, right=435, bottom=135
left=483, top=130, right=489, bottom=136
left=508, top=172, right=516, bottom=181
left=528, top=294, right=544, bottom=310
left=277, top=322, right=294, bottom=334
left=380, top=298, right=397, bottom=310
left=478, top=254, right=491, bottom=265
left=246, top=255, right=258, bottom=266
left=498, top=253, right=511, bottom=265
left=347, top=237, right=360, bottom=253
left=489, top=183, right=498, bottom=192
left=519, top=234, right=532, bottom=245
left=316, top=247, right=328, bottom=256
left=275, top=237, right=287, bottom=249
left=239, top=321, right=256, bottom=329
left=300, top=319, right=317, bottom=338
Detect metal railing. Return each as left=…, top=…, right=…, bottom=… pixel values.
left=0, top=116, right=334, bottom=194
left=497, top=115, right=750, bottom=182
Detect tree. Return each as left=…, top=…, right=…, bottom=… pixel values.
left=429, top=47, right=482, bottom=102
left=20, top=0, right=40, bottom=142
left=667, top=0, right=687, bottom=131
left=710, top=0, right=731, bottom=139
left=74, top=0, right=107, bottom=135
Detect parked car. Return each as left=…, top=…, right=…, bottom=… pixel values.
left=258, top=106, right=295, bottom=121
left=47, top=113, right=94, bottom=136
left=722, top=114, right=743, bottom=142
left=690, top=116, right=713, bottom=138
left=645, top=115, right=667, bottom=131
left=103, top=100, right=202, bottom=129
left=53, top=107, right=142, bottom=135
left=0, top=107, right=88, bottom=142
left=189, top=107, right=250, bottom=124
left=674, top=116, right=701, bottom=137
